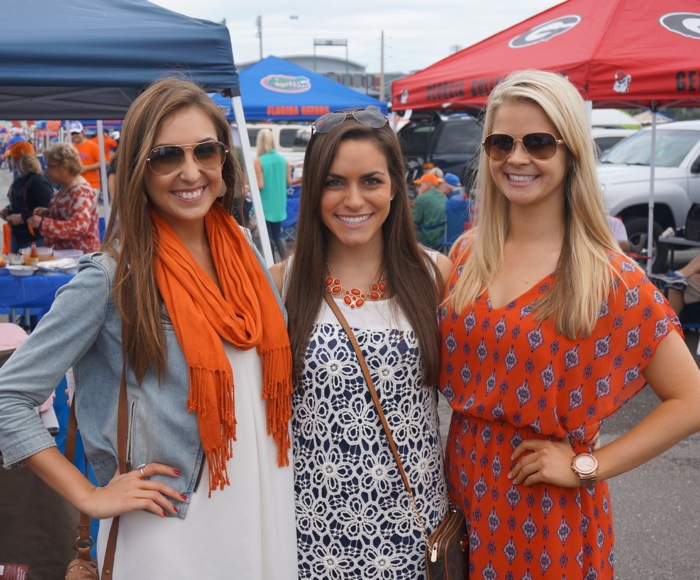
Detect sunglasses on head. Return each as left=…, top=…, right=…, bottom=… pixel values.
left=147, top=140, right=228, bottom=176
left=312, top=106, right=388, bottom=134
left=482, top=132, right=565, bottom=161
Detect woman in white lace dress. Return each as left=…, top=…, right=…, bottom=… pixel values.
left=270, top=107, right=453, bottom=579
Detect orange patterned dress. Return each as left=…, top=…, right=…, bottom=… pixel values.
left=439, top=245, right=680, bottom=579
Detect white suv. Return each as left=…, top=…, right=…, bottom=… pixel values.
left=597, top=120, right=700, bottom=271
left=232, top=122, right=308, bottom=177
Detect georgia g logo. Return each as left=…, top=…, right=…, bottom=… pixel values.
left=660, top=13, right=700, bottom=40
left=509, top=15, right=582, bottom=49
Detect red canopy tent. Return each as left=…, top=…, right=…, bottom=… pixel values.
left=391, top=0, right=700, bottom=271
left=392, top=0, right=700, bottom=112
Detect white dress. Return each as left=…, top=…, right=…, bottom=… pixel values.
left=286, top=258, right=449, bottom=579
left=97, top=343, right=298, bottom=580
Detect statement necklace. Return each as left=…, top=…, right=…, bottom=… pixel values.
left=324, top=265, right=386, bottom=309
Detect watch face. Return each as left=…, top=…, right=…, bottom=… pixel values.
left=574, top=454, right=597, bottom=474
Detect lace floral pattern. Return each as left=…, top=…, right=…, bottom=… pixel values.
left=294, top=315, right=449, bottom=580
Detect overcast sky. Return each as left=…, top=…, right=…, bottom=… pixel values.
left=151, top=1, right=564, bottom=74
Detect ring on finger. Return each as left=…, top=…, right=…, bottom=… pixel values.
left=135, top=463, right=147, bottom=480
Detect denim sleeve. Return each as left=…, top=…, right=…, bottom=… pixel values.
left=0, top=256, right=111, bottom=467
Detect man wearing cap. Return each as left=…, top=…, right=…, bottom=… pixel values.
left=69, top=121, right=101, bottom=193
left=412, top=172, right=446, bottom=249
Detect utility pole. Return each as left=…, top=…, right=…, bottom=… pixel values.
left=256, top=16, right=263, bottom=60
left=380, top=30, right=385, bottom=102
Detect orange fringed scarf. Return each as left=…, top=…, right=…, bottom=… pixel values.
left=150, top=204, right=292, bottom=495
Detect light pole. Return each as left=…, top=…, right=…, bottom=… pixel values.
left=256, top=15, right=263, bottom=60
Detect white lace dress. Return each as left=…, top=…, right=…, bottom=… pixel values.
left=286, top=263, right=449, bottom=579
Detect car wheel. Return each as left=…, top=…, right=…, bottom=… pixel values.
left=623, top=216, right=668, bottom=273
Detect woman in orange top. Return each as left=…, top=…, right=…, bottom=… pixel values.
left=439, top=70, right=700, bottom=578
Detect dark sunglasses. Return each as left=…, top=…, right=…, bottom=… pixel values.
left=312, top=106, right=388, bottom=134
left=147, top=140, right=228, bottom=176
left=482, top=133, right=565, bottom=161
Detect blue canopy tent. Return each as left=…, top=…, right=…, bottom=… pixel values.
left=0, top=0, right=276, bottom=265
left=0, top=0, right=238, bottom=119
left=235, top=56, right=388, bottom=121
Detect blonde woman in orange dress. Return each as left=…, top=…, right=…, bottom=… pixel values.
left=439, top=70, right=700, bottom=578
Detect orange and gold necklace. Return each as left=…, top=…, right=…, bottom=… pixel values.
left=324, top=265, right=386, bottom=309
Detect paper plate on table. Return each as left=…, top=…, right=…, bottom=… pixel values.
left=7, top=265, right=38, bottom=277
left=53, top=249, right=83, bottom=260
left=37, top=258, right=79, bottom=274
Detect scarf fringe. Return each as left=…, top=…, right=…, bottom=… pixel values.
left=188, top=366, right=236, bottom=495
left=260, top=345, right=293, bottom=467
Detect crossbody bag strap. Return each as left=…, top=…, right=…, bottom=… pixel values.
left=64, top=325, right=129, bottom=574
left=323, top=293, right=430, bottom=542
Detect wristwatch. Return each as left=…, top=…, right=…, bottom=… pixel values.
left=571, top=453, right=598, bottom=488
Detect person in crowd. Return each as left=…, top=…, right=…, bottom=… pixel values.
left=4, top=138, right=35, bottom=179
left=424, top=165, right=444, bottom=179
left=0, top=77, right=298, bottom=579
left=439, top=70, right=700, bottom=578
left=412, top=172, right=447, bottom=249
left=269, top=107, right=453, bottom=578
left=27, top=143, right=100, bottom=253
left=91, top=129, right=118, bottom=162
left=438, top=172, right=463, bottom=199
left=650, top=252, right=700, bottom=324
left=0, top=153, right=53, bottom=252
left=69, top=121, right=102, bottom=194
left=607, top=213, right=631, bottom=252
left=254, top=128, right=292, bottom=261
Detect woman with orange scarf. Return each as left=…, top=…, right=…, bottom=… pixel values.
left=0, top=78, right=298, bottom=578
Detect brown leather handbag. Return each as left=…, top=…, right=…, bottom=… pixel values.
left=324, top=294, right=469, bottom=579
left=64, top=341, right=129, bottom=579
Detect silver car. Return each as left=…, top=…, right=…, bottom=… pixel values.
left=597, top=120, right=700, bottom=271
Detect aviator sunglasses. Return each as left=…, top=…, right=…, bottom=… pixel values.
left=147, top=140, right=228, bottom=176
left=482, top=132, right=565, bottom=161
left=312, top=106, right=388, bottom=134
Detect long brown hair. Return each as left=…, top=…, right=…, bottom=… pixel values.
left=103, top=76, right=244, bottom=381
left=285, top=119, right=442, bottom=385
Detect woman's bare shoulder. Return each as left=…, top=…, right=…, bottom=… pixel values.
left=268, top=260, right=286, bottom=294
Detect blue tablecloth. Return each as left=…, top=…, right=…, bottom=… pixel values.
left=0, top=269, right=74, bottom=317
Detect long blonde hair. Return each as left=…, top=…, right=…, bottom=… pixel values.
left=447, top=70, right=619, bottom=338
left=255, top=128, right=275, bottom=157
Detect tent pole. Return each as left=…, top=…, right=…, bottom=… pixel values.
left=646, top=102, right=657, bottom=274
left=96, top=119, right=110, bottom=224
left=230, top=95, right=274, bottom=267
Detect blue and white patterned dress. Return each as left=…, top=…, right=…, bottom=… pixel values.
left=285, top=258, right=449, bottom=579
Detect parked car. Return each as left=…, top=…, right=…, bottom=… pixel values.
left=597, top=120, right=700, bottom=271
left=231, top=122, right=308, bottom=178
left=232, top=122, right=308, bottom=162
left=591, top=127, right=637, bottom=157
left=397, top=111, right=482, bottom=193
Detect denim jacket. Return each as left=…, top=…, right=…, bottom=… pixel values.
left=0, top=246, right=285, bottom=518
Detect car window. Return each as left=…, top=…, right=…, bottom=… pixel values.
left=433, top=120, right=482, bottom=155
left=293, top=128, right=311, bottom=150
left=279, top=129, right=299, bottom=149
left=601, top=129, right=700, bottom=167
left=399, top=125, right=435, bottom=157
left=247, top=128, right=261, bottom=147
left=594, top=136, right=626, bottom=154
